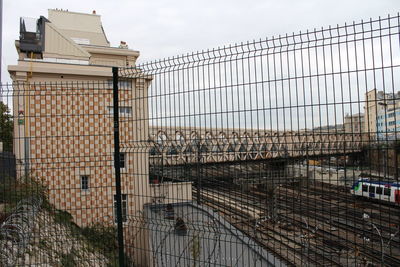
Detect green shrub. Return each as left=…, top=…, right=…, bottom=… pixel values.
left=0, top=175, right=127, bottom=266
left=81, top=223, right=118, bottom=255
left=54, top=209, right=74, bottom=225
left=60, top=250, right=77, bottom=267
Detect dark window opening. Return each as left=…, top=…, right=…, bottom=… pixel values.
left=114, top=194, right=128, bottom=223
left=120, top=152, right=126, bottom=169
left=81, top=175, right=89, bottom=190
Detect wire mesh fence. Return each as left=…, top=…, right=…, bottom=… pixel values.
left=1, top=13, right=400, bottom=267
left=119, top=14, right=400, bottom=266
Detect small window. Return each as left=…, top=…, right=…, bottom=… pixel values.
left=108, top=80, right=132, bottom=89
left=384, top=188, right=391, bottom=196
left=114, top=194, right=128, bottom=222
left=120, top=152, right=126, bottom=169
left=362, top=184, right=368, bottom=192
left=369, top=186, right=376, bottom=193
left=120, top=107, right=132, bottom=116
left=107, top=106, right=132, bottom=116
left=81, top=175, right=89, bottom=190
left=376, top=187, right=383, bottom=195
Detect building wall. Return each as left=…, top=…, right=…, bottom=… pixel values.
left=363, top=89, right=400, bottom=139
left=364, top=89, right=378, bottom=135
left=150, top=182, right=193, bottom=205
left=10, top=72, right=152, bottom=266
left=10, top=76, right=150, bottom=227
left=344, top=113, right=364, bottom=133
left=377, top=101, right=400, bottom=140
left=89, top=53, right=127, bottom=67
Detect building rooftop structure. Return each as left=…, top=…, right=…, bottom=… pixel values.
left=10, top=9, right=139, bottom=79
left=47, top=9, right=110, bottom=47
left=145, top=203, right=282, bottom=267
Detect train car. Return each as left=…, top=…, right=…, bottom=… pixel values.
left=350, top=179, right=400, bottom=204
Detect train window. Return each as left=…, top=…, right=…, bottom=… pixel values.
left=362, top=184, right=368, bottom=192
left=384, top=188, right=391, bottom=196
left=376, top=187, right=383, bottom=195
left=369, top=186, right=376, bottom=193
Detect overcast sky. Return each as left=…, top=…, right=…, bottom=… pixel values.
left=3, top=0, right=400, bottom=84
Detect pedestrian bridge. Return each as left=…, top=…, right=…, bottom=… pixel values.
left=144, top=126, right=365, bottom=166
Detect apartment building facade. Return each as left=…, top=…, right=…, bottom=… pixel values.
left=8, top=10, right=153, bottom=263
left=364, top=89, right=400, bottom=139
left=376, top=100, right=400, bottom=140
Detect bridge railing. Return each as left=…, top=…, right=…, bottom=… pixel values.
left=144, top=130, right=366, bottom=165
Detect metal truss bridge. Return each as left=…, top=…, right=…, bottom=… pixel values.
left=144, top=126, right=365, bottom=166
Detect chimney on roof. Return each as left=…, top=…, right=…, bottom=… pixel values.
left=119, top=41, right=128, bottom=49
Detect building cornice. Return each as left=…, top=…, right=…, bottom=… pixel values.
left=8, top=60, right=114, bottom=77
left=8, top=60, right=152, bottom=80
left=80, top=45, right=140, bottom=57
left=48, top=9, right=101, bottom=17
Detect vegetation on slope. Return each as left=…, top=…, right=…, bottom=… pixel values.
left=0, top=176, right=122, bottom=266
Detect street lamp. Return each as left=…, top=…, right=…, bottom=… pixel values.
left=362, top=213, right=384, bottom=265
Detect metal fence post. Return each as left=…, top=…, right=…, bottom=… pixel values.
left=196, top=139, right=202, bottom=204
left=113, top=67, right=125, bottom=267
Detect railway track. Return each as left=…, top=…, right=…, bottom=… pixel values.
left=274, top=186, right=400, bottom=239
left=278, top=202, right=400, bottom=266
left=197, top=187, right=343, bottom=266
left=195, top=180, right=400, bottom=266
left=280, top=183, right=400, bottom=245
left=266, top=185, right=400, bottom=266
left=197, top=188, right=339, bottom=266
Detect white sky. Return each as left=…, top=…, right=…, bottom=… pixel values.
left=3, top=0, right=400, bottom=84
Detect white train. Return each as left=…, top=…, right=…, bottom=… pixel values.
left=350, top=179, right=400, bottom=204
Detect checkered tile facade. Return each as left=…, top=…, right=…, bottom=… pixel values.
left=22, top=83, right=147, bottom=226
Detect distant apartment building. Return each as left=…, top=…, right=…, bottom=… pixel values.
left=344, top=113, right=364, bottom=133
left=364, top=89, right=400, bottom=139
left=376, top=99, right=400, bottom=140
left=364, top=89, right=381, bottom=135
